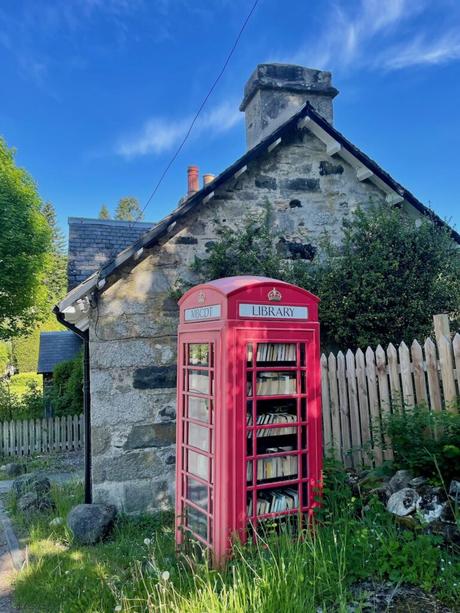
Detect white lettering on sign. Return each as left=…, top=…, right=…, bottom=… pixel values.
left=184, top=304, right=221, bottom=322
left=239, top=303, right=308, bottom=320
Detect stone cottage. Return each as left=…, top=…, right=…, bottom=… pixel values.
left=55, top=63, right=460, bottom=514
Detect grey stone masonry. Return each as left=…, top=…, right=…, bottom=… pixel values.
left=240, top=63, right=338, bottom=149
left=67, top=218, right=155, bottom=291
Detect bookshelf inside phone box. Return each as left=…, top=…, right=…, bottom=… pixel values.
left=176, top=275, right=322, bottom=564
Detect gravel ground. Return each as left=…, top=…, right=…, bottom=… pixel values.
left=0, top=525, right=19, bottom=613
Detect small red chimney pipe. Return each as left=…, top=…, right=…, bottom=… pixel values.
left=187, top=166, right=199, bottom=196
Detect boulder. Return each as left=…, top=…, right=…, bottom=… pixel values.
left=2, top=463, right=26, bottom=478
left=12, top=473, right=51, bottom=498
left=18, top=491, right=54, bottom=513
left=388, top=470, right=413, bottom=493
left=408, top=476, right=427, bottom=489
left=387, top=488, right=420, bottom=516
left=416, top=493, right=445, bottom=523
left=449, top=480, right=460, bottom=504
left=67, top=504, right=117, bottom=545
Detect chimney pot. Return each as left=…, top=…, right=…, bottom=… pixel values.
left=187, top=166, right=199, bottom=196
left=240, top=63, right=339, bottom=150
left=203, top=173, right=215, bottom=186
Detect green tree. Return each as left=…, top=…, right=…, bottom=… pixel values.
left=41, top=201, right=67, bottom=304
left=114, top=196, right=143, bottom=221
left=191, top=204, right=460, bottom=350
left=0, top=138, right=52, bottom=340
left=98, top=205, right=110, bottom=220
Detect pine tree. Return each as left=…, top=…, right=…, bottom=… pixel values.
left=114, top=197, right=143, bottom=221
left=98, top=205, right=110, bottom=220
left=40, top=202, right=67, bottom=303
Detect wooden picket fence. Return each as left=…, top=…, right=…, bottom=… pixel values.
left=0, top=414, right=84, bottom=457
left=321, top=316, right=459, bottom=467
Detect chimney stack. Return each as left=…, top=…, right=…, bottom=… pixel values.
left=203, top=173, right=215, bottom=187
left=240, top=63, right=338, bottom=150
left=187, top=166, right=199, bottom=196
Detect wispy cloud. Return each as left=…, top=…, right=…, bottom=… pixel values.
left=284, top=0, right=460, bottom=73
left=379, top=32, right=460, bottom=70
left=115, top=101, right=242, bottom=158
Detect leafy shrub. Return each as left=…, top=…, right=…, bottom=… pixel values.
left=381, top=405, right=460, bottom=481
left=0, top=341, right=9, bottom=375
left=0, top=378, right=43, bottom=421
left=49, top=353, right=83, bottom=416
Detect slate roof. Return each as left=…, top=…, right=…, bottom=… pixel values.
left=37, top=331, right=83, bottom=374
left=67, top=217, right=155, bottom=290
left=58, top=101, right=460, bottom=318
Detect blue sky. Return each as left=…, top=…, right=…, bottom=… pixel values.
left=1, top=0, right=459, bottom=237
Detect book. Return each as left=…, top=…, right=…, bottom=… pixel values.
left=246, top=447, right=297, bottom=482
left=253, top=343, right=297, bottom=364
left=248, top=487, right=299, bottom=516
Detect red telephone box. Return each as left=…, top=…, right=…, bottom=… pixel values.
left=175, top=276, right=321, bottom=563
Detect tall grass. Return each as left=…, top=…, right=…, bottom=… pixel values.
left=9, top=463, right=460, bottom=612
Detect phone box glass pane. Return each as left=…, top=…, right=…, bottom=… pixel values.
left=188, top=422, right=209, bottom=452
left=187, top=449, right=209, bottom=481
left=188, top=344, right=209, bottom=366
left=186, top=505, right=208, bottom=540
left=188, top=370, right=209, bottom=395
left=189, top=397, right=209, bottom=422
left=186, top=477, right=208, bottom=511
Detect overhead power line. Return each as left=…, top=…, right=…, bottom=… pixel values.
left=134, top=0, right=260, bottom=223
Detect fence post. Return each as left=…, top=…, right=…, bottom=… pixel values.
left=433, top=314, right=451, bottom=346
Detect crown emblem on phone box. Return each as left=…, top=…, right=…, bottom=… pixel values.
left=268, top=287, right=282, bottom=302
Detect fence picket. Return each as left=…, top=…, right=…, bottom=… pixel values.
left=327, top=353, right=341, bottom=457
left=453, top=334, right=460, bottom=398
left=337, top=351, right=351, bottom=465
left=411, top=340, right=428, bottom=406
left=425, top=338, right=442, bottom=411
left=438, top=335, right=457, bottom=410
left=399, top=342, right=415, bottom=407
left=387, top=343, right=401, bottom=408
left=365, top=347, right=383, bottom=466
left=346, top=350, right=361, bottom=466
left=355, top=348, right=371, bottom=463
left=321, top=354, right=333, bottom=452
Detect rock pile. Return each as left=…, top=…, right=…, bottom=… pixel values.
left=356, top=469, right=460, bottom=545
left=12, top=473, right=55, bottom=513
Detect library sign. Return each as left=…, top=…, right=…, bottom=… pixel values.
left=239, top=303, right=308, bottom=320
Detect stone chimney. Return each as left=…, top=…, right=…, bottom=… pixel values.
left=239, top=63, right=338, bottom=150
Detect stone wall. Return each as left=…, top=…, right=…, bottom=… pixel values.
left=88, top=126, right=400, bottom=513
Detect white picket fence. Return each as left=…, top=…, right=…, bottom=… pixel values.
left=321, top=316, right=459, bottom=467
left=0, top=414, right=84, bottom=457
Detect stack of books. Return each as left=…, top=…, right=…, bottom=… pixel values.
left=247, top=412, right=297, bottom=437
left=247, top=447, right=297, bottom=481
left=247, top=487, right=299, bottom=515
left=248, top=343, right=296, bottom=363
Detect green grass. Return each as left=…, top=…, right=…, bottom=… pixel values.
left=9, top=373, right=42, bottom=398
left=7, top=466, right=460, bottom=613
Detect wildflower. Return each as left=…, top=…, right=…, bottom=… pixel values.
left=144, top=538, right=151, bottom=546
left=161, top=571, right=170, bottom=581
